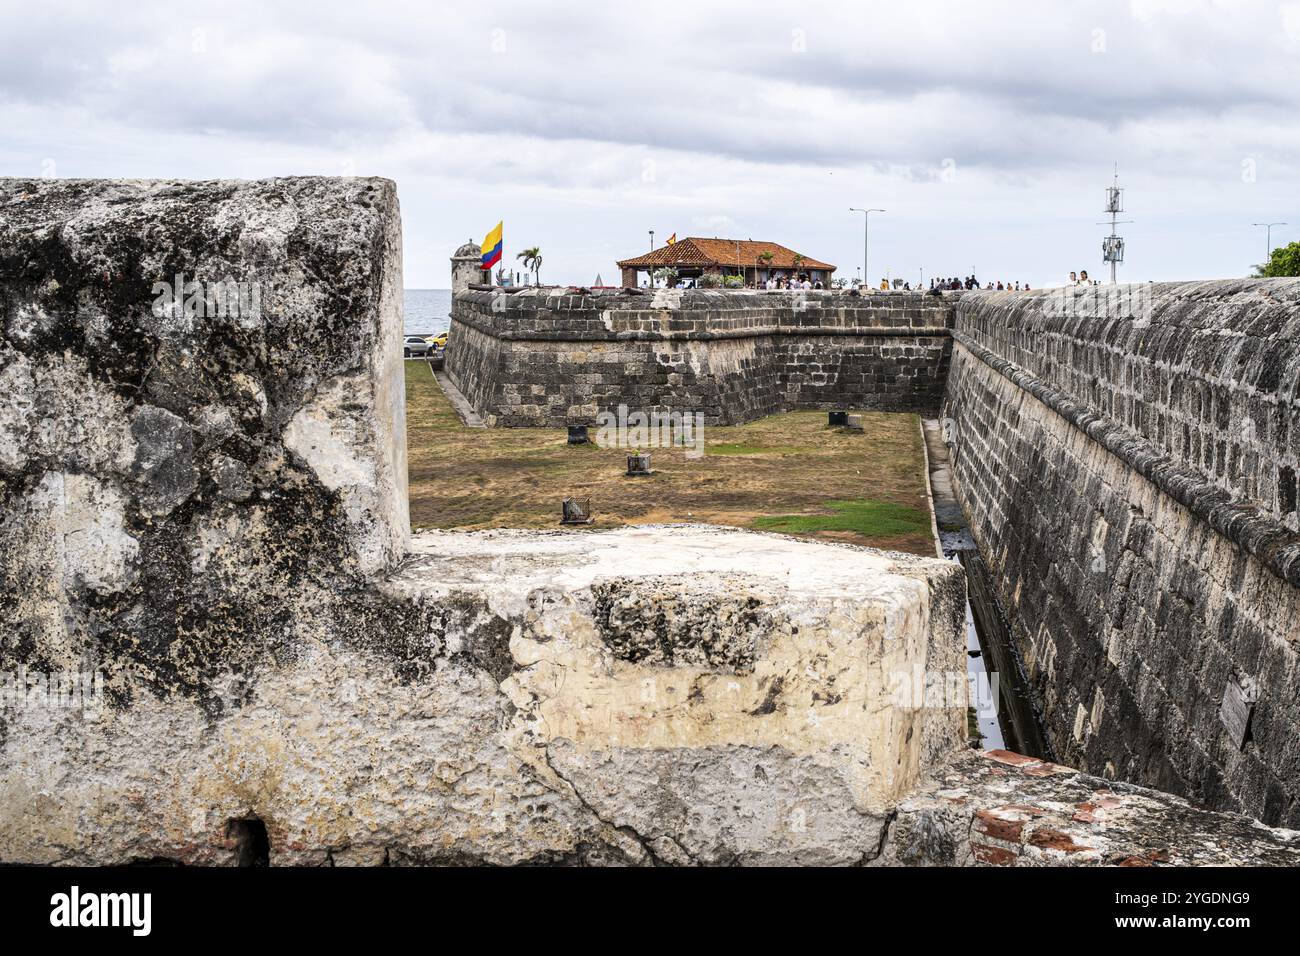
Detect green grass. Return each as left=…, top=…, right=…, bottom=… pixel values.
left=752, top=499, right=931, bottom=537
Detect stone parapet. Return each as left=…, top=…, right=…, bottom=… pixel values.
left=944, top=285, right=1300, bottom=828
left=445, top=287, right=956, bottom=426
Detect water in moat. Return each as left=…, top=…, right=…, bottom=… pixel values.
left=924, top=419, right=1052, bottom=759
left=957, top=552, right=1005, bottom=750
left=957, top=549, right=1053, bottom=759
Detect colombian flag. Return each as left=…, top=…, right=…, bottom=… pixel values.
left=481, top=221, right=503, bottom=270
left=666, top=233, right=676, bottom=245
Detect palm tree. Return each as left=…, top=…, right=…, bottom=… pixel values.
left=517, top=247, right=542, bottom=286
left=757, top=251, right=774, bottom=286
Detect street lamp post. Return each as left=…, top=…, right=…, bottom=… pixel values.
left=849, top=207, right=885, bottom=290
left=1252, top=222, right=1288, bottom=262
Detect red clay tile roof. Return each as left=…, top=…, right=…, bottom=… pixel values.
left=617, top=238, right=835, bottom=272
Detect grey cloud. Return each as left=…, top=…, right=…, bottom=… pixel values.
left=1, top=0, right=1298, bottom=293
left=3, top=0, right=1298, bottom=181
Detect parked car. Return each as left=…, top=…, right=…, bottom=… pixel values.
left=426, top=331, right=448, bottom=348
left=404, top=335, right=434, bottom=358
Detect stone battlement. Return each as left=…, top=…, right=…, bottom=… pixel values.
left=446, top=286, right=955, bottom=425
left=944, top=279, right=1300, bottom=827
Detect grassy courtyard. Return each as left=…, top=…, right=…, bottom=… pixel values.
left=405, top=361, right=936, bottom=556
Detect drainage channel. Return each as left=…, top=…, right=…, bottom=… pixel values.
left=922, top=418, right=1052, bottom=759
left=955, top=550, right=1004, bottom=750
left=957, top=548, right=1053, bottom=760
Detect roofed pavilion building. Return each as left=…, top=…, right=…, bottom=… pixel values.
left=617, top=238, right=835, bottom=288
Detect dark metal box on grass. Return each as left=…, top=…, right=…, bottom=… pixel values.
left=560, top=497, right=593, bottom=525
left=625, top=453, right=654, bottom=477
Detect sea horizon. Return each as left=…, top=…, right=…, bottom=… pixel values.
left=403, top=288, right=452, bottom=336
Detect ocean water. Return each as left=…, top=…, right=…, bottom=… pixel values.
left=404, top=288, right=452, bottom=336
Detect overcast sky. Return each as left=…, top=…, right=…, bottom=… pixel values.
left=2, top=0, right=1298, bottom=287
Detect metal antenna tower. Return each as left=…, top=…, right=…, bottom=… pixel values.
left=1097, top=165, right=1133, bottom=284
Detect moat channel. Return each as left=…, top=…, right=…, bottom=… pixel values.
left=924, top=419, right=1051, bottom=759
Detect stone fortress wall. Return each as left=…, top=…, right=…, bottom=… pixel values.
left=943, top=281, right=1300, bottom=827
left=446, top=287, right=955, bottom=426
left=1, top=178, right=1297, bottom=865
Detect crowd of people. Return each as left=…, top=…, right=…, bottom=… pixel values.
left=763, top=275, right=821, bottom=290
left=928, top=275, right=1030, bottom=291
left=654, top=271, right=1101, bottom=292
left=654, top=274, right=825, bottom=289
left=927, top=270, right=1105, bottom=291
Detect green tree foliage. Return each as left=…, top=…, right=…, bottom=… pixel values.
left=1254, top=241, right=1300, bottom=278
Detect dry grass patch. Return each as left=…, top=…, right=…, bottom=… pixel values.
left=405, top=361, right=934, bottom=556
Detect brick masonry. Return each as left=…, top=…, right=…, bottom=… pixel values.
left=883, top=748, right=1300, bottom=866
left=445, top=287, right=955, bottom=426
left=943, top=280, right=1300, bottom=827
